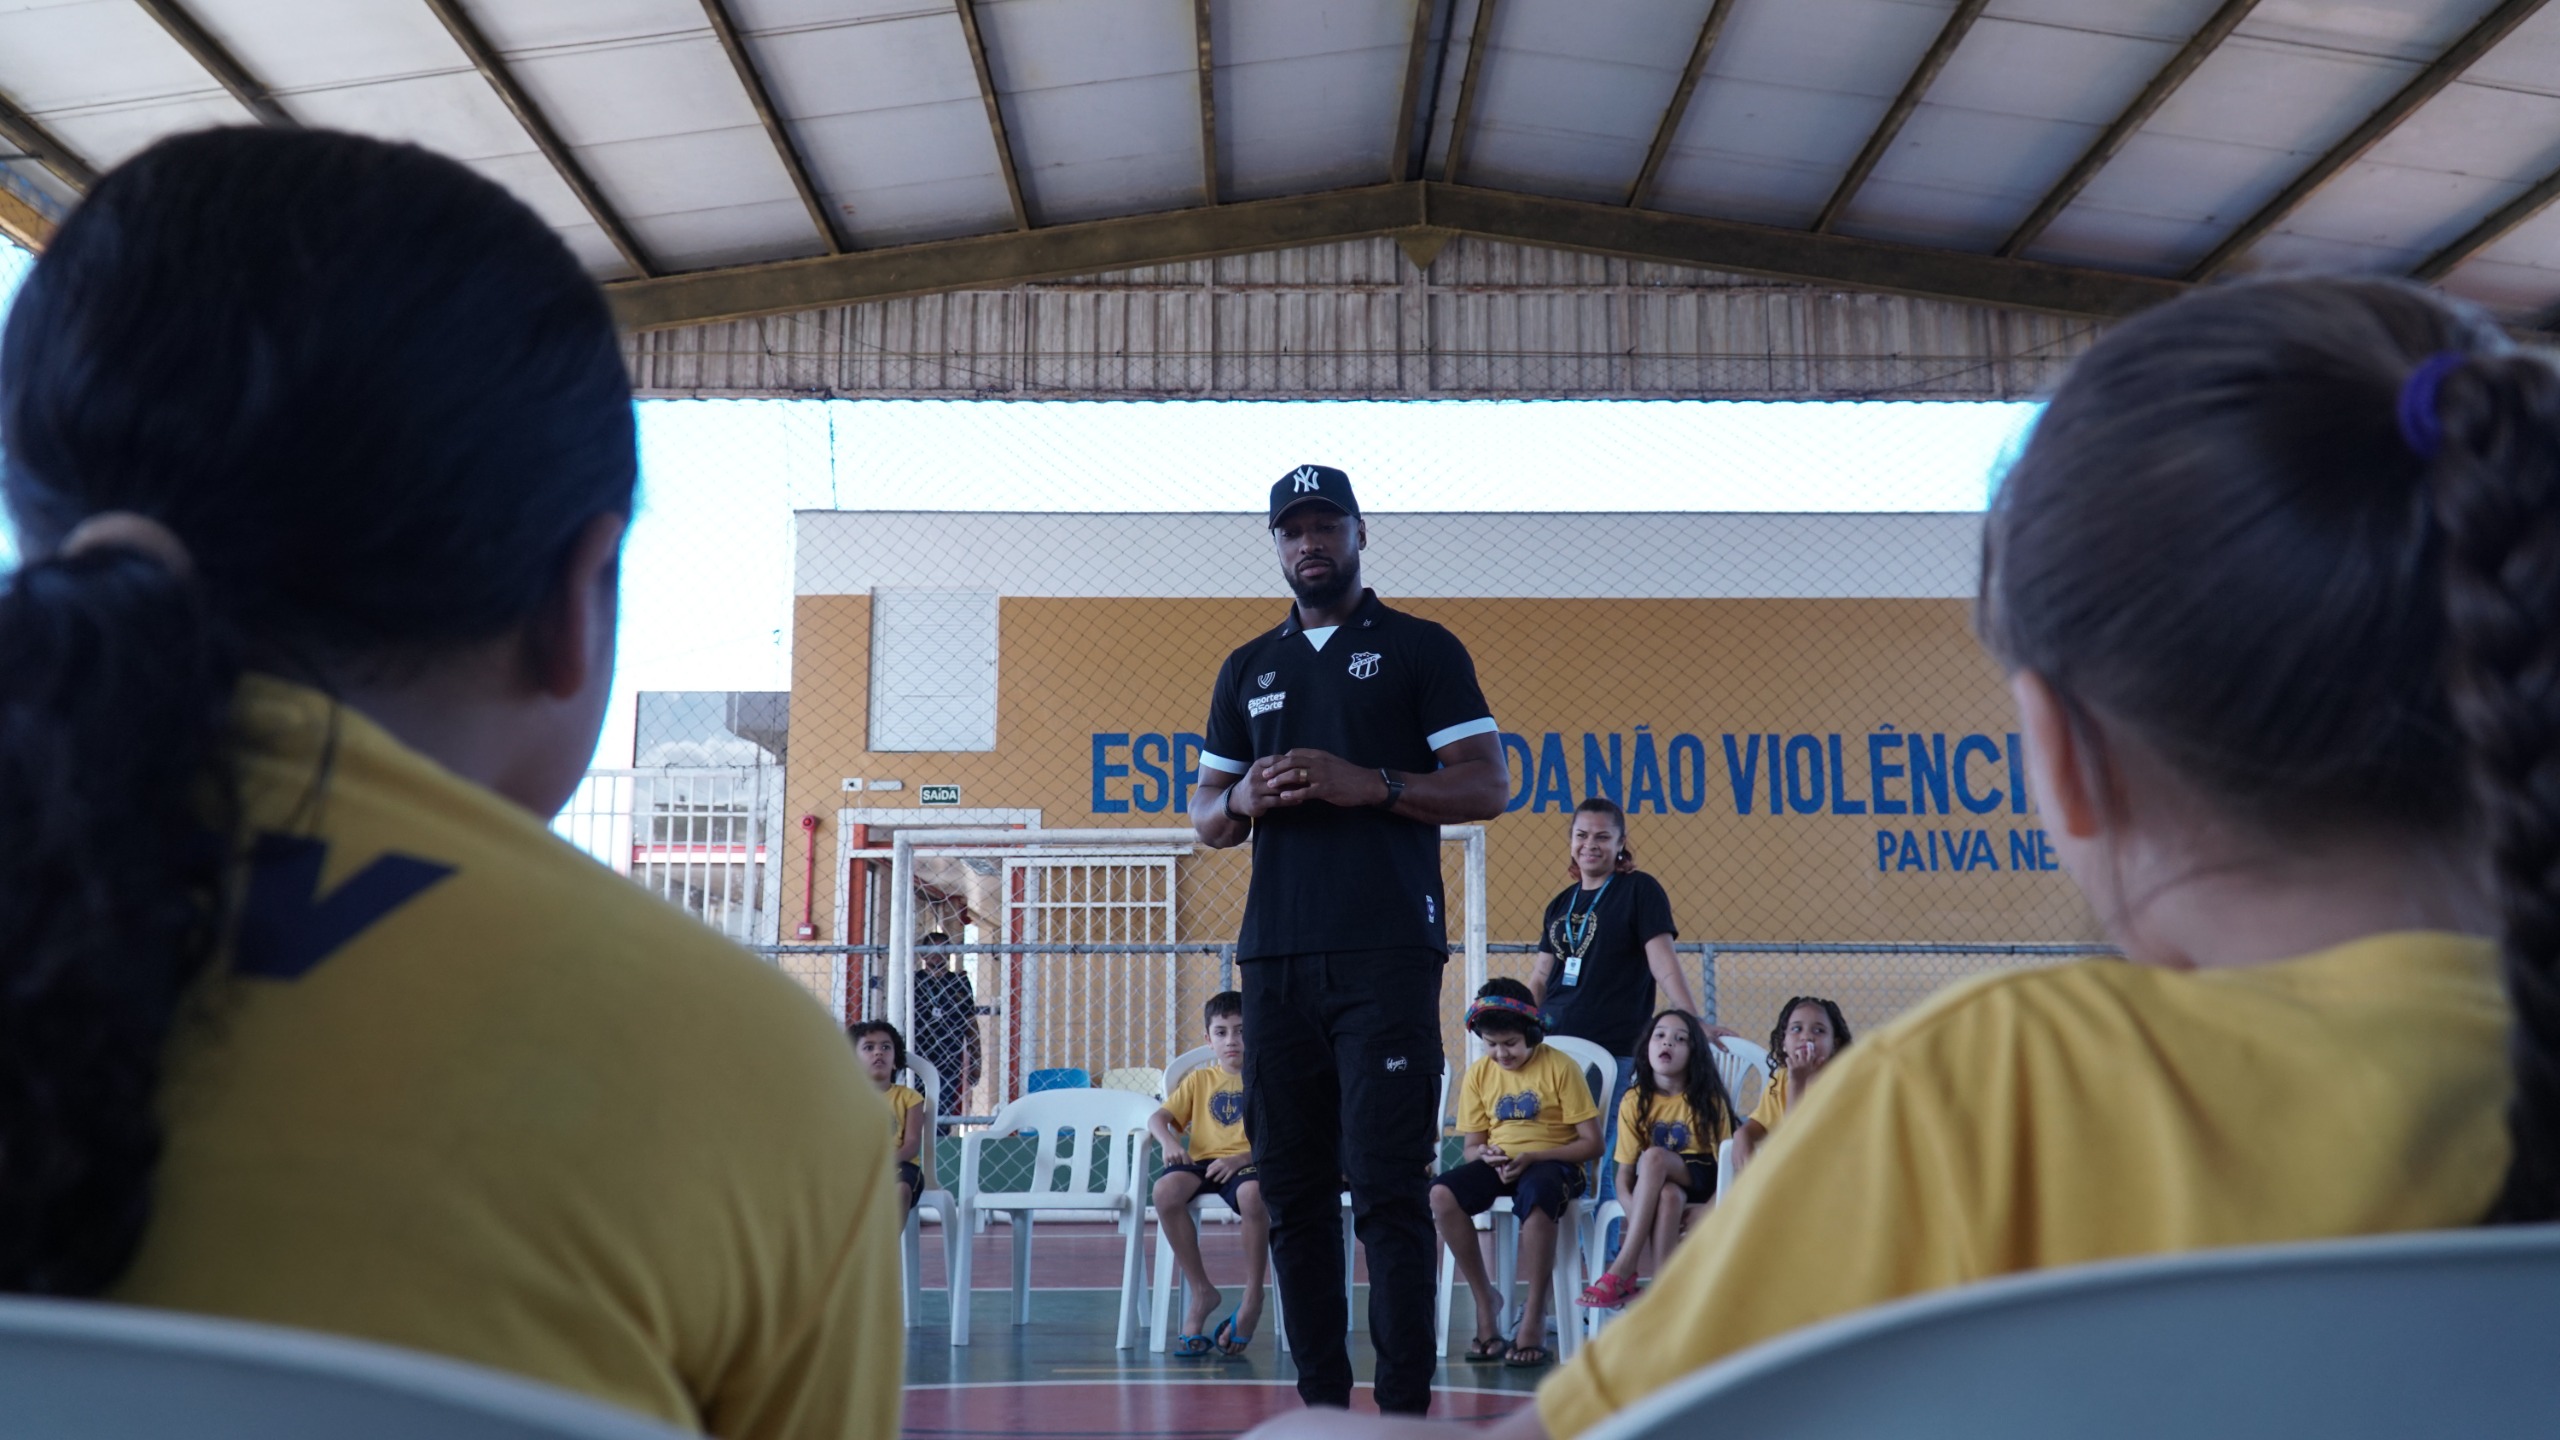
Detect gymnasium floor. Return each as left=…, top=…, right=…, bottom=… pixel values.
left=904, top=1224, right=1543, bottom=1438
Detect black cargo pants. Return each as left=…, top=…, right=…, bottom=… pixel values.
left=1241, top=948, right=1443, bottom=1414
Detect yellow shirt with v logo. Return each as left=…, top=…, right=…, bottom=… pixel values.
left=114, top=678, right=901, bottom=1439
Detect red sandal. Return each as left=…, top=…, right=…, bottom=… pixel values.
left=1578, top=1272, right=1640, bottom=1310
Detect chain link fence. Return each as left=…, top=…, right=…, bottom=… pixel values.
left=562, top=393, right=2108, bottom=1137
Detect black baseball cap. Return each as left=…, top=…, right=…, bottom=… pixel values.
left=1269, top=464, right=1360, bottom=525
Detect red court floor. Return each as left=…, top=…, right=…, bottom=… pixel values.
left=904, top=1223, right=1544, bottom=1438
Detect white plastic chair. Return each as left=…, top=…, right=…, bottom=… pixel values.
left=900, top=1054, right=962, bottom=1330
left=1146, top=1046, right=1288, bottom=1353
left=0, top=1296, right=688, bottom=1439
left=1436, top=1035, right=1611, bottom=1360
left=949, top=1087, right=1158, bottom=1348
left=1582, top=1226, right=2560, bottom=1440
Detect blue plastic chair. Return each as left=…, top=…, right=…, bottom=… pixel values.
left=1025, top=1068, right=1090, bottom=1093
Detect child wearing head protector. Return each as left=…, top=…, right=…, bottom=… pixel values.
left=1433, top=979, right=1602, bottom=1370
left=1244, top=275, right=2546, bottom=1440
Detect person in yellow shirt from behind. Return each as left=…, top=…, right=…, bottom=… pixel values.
left=852, top=1021, right=928, bottom=1212
left=1149, top=990, right=1269, bottom=1357
left=0, top=127, right=900, bottom=1439
left=1576, top=1010, right=1737, bottom=1311
left=1436, top=979, right=1602, bottom=1370
left=1247, top=274, right=2550, bottom=1440
left=1727, top=995, right=1852, bottom=1179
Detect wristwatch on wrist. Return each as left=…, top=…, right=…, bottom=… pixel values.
left=1222, top=784, right=1250, bottom=825
left=1377, top=768, right=1406, bottom=809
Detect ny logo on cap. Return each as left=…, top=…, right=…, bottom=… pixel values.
left=1291, top=466, right=1322, bottom=493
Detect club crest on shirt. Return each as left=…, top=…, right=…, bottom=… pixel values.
left=1494, top=1092, right=1543, bottom=1122
left=1211, top=1089, right=1245, bottom=1126
left=1651, top=1120, right=1692, bottom=1151
left=1257, top=672, right=1276, bottom=689
left=1347, top=651, right=1381, bottom=679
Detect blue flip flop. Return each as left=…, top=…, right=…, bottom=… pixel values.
left=1172, top=1332, right=1215, bottom=1358
left=1211, top=1315, right=1253, bottom=1357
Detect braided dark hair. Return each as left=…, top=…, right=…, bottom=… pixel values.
left=1979, top=275, right=2553, bottom=1222
left=0, top=128, right=635, bottom=1293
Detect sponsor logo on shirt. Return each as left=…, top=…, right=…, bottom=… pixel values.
left=1495, top=1092, right=1543, bottom=1122
left=1651, top=1120, right=1692, bottom=1151
left=1248, top=692, right=1286, bottom=718
left=1347, top=651, right=1381, bottom=679
left=1211, top=1090, right=1245, bottom=1126
left=1257, top=671, right=1276, bottom=689
left=1384, top=1055, right=1409, bottom=1072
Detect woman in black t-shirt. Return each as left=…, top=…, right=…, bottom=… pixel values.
left=1528, top=798, right=1710, bottom=1057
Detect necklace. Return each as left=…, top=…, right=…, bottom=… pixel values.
left=1555, top=874, right=1614, bottom=961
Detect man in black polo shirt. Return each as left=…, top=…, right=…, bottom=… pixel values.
left=1190, top=464, right=1508, bottom=1414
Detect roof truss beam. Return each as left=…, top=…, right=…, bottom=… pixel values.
left=422, top=0, right=654, bottom=277
left=1388, top=0, right=1443, bottom=182
left=698, top=0, right=842, bottom=254
left=953, top=0, right=1030, bottom=230
left=1814, top=0, right=1989, bottom=233
left=605, top=179, right=2187, bottom=332
left=0, top=91, right=96, bottom=193
left=1627, top=0, right=1735, bottom=209
left=1440, top=0, right=1498, bottom=185
left=2187, top=0, right=2550, bottom=281
left=2414, top=160, right=2560, bottom=282
left=1193, top=0, right=1218, bottom=204
left=1999, top=0, right=2259, bottom=258
left=133, top=0, right=294, bottom=128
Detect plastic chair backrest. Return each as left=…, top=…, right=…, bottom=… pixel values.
left=1544, top=1035, right=1617, bottom=1119
left=982, top=1089, right=1160, bottom=1197
left=1097, top=1066, right=1164, bottom=1098
left=1161, top=1045, right=1215, bottom=1097
left=0, top=1297, right=688, bottom=1439
left=904, top=1054, right=943, bottom=1186
left=1026, top=1068, right=1089, bottom=1093
left=1712, top=1037, right=1769, bottom=1121
left=1581, top=1226, right=2560, bottom=1440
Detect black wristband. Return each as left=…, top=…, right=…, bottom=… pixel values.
left=1376, top=768, right=1406, bottom=810
left=1222, top=784, right=1249, bottom=826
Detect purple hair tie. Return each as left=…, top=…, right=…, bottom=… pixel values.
left=2396, top=351, right=2467, bottom=461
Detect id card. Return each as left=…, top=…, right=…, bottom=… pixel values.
left=1560, top=953, right=1583, bottom=987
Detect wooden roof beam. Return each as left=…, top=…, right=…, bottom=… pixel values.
left=1388, top=0, right=1444, bottom=182
left=1999, top=0, right=2259, bottom=258
left=422, top=0, right=655, bottom=278
left=133, top=0, right=295, bottom=128
left=1814, top=0, right=1990, bottom=233
left=699, top=0, right=842, bottom=254
left=1627, top=0, right=1736, bottom=209
left=604, top=180, right=2187, bottom=332
left=953, top=0, right=1029, bottom=230
left=1193, top=0, right=1218, bottom=204
left=2413, top=160, right=2560, bottom=283
left=0, top=92, right=96, bottom=194
left=2187, top=0, right=2550, bottom=281
left=1440, top=0, right=1498, bottom=186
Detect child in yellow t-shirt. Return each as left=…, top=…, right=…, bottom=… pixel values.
left=851, top=1021, right=927, bottom=1211
left=1148, top=991, right=1266, bottom=1357
left=1577, top=1009, right=1736, bottom=1310
left=1729, top=995, right=1851, bottom=1179
left=1432, top=978, right=1601, bottom=1370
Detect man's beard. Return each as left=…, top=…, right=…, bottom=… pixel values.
left=1288, top=557, right=1359, bottom=610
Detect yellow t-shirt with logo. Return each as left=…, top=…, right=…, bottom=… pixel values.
left=1613, top=1088, right=1728, bottom=1164
left=1164, top=1064, right=1250, bottom=1162
left=1538, top=932, right=2511, bottom=1439
left=1745, top=1066, right=1791, bottom=1131
left=1458, top=1044, right=1598, bottom=1154
left=114, top=677, right=902, bottom=1440
left=886, top=1083, right=925, bottom=1151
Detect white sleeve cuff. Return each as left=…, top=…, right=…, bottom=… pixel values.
left=1427, top=716, right=1500, bottom=751
left=1199, top=752, right=1250, bottom=776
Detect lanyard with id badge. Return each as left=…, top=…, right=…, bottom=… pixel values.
left=1553, top=874, right=1614, bottom=988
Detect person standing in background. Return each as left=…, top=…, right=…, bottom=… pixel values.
left=913, top=932, right=980, bottom=1123
left=1528, top=798, right=1703, bottom=1059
